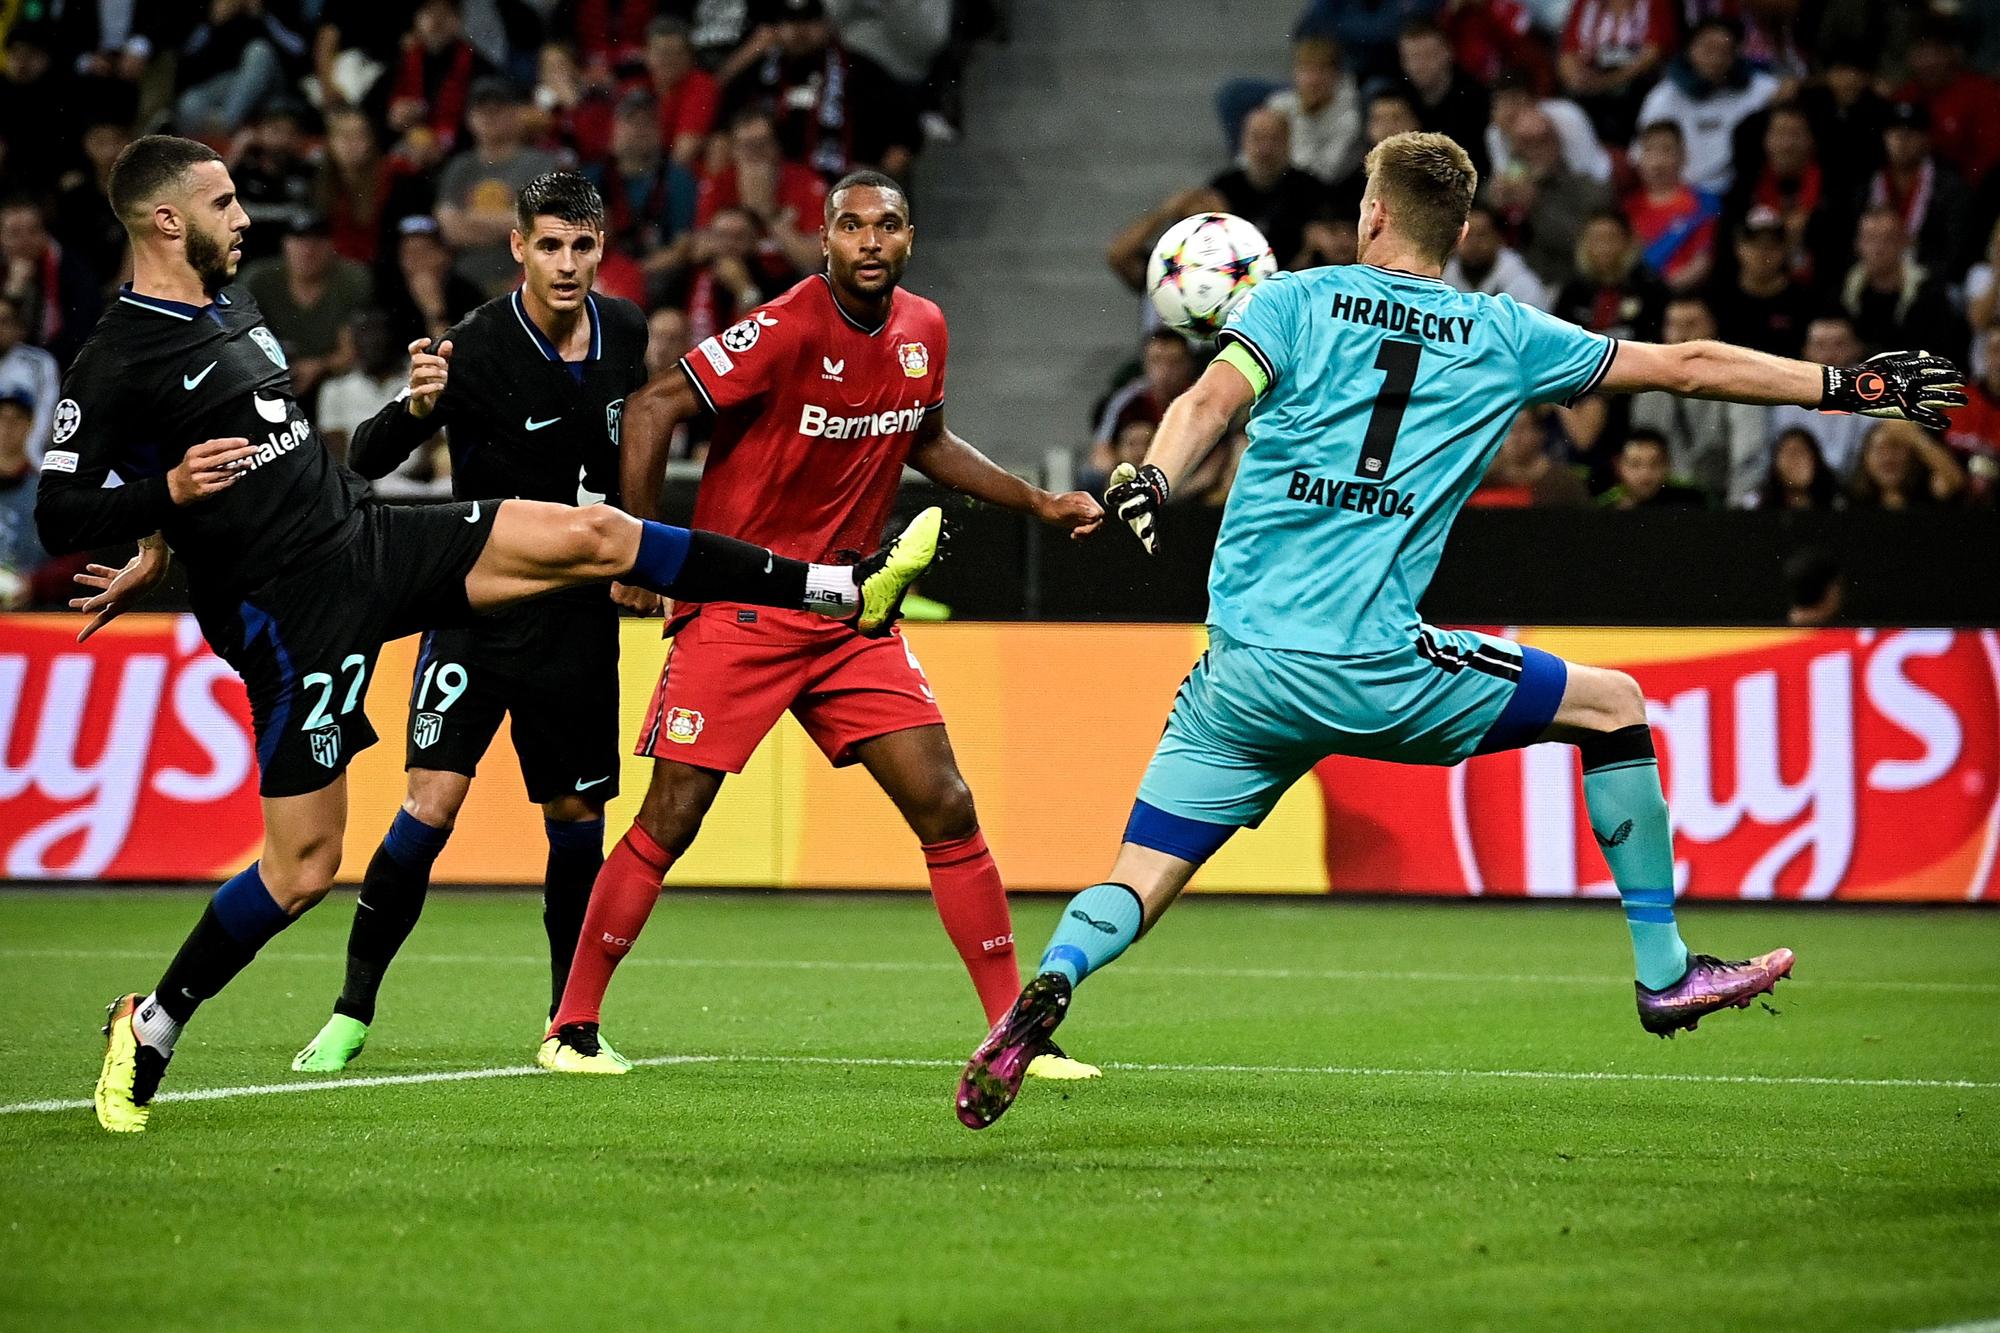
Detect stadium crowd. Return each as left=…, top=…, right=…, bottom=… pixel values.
left=1096, top=0, right=2000, bottom=517
left=0, top=0, right=986, bottom=603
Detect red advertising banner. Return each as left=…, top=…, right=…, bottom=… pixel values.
left=2, top=617, right=1996, bottom=899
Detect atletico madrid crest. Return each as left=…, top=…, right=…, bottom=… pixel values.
left=897, top=341, right=929, bottom=378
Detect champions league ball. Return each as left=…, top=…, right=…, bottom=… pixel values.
left=1145, top=212, right=1277, bottom=337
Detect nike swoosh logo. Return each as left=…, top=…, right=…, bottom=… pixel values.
left=183, top=362, right=217, bottom=390
left=525, top=416, right=561, bottom=431
left=464, top=502, right=481, bottom=523
left=575, top=775, right=610, bottom=790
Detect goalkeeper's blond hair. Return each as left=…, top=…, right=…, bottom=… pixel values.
left=1364, top=132, right=1479, bottom=265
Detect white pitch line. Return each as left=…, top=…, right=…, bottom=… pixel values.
left=5, top=1052, right=1997, bottom=1118
left=0, top=947, right=1993, bottom=994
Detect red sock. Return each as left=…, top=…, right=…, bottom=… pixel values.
left=922, top=830, right=1020, bottom=1025
left=550, top=824, right=675, bottom=1032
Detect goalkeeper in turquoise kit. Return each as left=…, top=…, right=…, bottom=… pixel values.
left=956, top=131, right=1968, bottom=1129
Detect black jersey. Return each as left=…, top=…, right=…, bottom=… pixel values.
left=34, top=285, right=369, bottom=600
left=349, top=290, right=650, bottom=510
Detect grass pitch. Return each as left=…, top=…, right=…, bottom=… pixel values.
left=2, top=889, right=1997, bottom=1332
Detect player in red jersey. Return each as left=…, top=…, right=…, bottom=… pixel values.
left=538, top=170, right=1108, bottom=1076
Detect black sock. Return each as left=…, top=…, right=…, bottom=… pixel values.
left=334, top=811, right=451, bottom=1025
left=665, top=529, right=809, bottom=606
left=542, top=818, right=606, bottom=1019
left=153, top=863, right=293, bottom=1025
left=154, top=905, right=263, bottom=1024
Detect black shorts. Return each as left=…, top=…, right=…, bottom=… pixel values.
left=403, top=591, right=621, bottom=805
left=197, top=499, right=498, bottom=798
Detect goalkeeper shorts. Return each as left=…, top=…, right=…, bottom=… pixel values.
left=1134, top=625, right=1567, bottom=834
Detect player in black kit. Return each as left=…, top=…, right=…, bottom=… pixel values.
left=35, top=137, right=944, bottom=1133
left=290, top=173, right=655, bottom=1074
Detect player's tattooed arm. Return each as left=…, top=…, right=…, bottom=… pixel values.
left=907, top=410, right=1104, bottom=540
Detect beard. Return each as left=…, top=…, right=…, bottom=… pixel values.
left=184, top=224, right=236, bottom=296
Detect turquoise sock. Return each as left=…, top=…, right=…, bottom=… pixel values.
left=1582, top=740, right=1689, bottom=990
left=1036, top=883, right=1144, bottom=987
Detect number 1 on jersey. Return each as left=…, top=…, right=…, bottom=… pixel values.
left=1357, top=339, right=1422, bottom=480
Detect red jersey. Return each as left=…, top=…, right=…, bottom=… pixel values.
left=679, top=274, right=947, bottom=564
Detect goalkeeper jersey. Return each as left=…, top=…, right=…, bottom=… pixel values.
left=1210, top=263, right=1616, bottom=655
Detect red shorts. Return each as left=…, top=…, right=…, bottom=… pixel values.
left=636, top=604, right=945, bottom=771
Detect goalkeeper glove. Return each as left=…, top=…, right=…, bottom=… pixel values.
left=1104, top=462, right=1169, bottom=555
left=1820, top=350, right=1967, bottom=432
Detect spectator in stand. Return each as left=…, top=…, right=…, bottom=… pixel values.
left=1598, top=428, right=1709, bottom=508
left=1089, top=330, right=1201, bottom=482
left=52, top=118, right=131, bottom=291
left=1797, top=46, right=1889, bottom=206
left=1081, top=418, right=1157, bottom=500
left=1473, top=407, right=1591, bottom=507
left=0, top=196, right=99, bottom=368
left=1486, top=73, right=1613, bottom=186
left=378, top=214, right=484, bottom=348
left=436, top=77, right=564, bottom=296
left=310, top=1, right=407, bottom=114
left=315, top=107, right=390, bottom=266
left=316, top=310, right=443, bottom=490
left=1720, top=102, right=1844, bottom=286
left=719, top=0, right=920, bottom=182
left=388, top=0, right=497, bottom=157
left=1892, top=16, right=2000, bottom=189
left=1784, top=548, right=1844, bottom=626
left=1558, top=0, right=1673, bottom=143
left=241, top=213, right=374, bottom=401
left=663, top=205, right=801, bottom=346
left=1297, top=204, right=1361, bottom=268
left=1633, top=17, right=1777, bottom=194
left=174, top=0, right=309, bottom=138
left=641, top=17, right=720, bottom=168
left=1551, top=210, right=1665, bottom=340
left=1706, top=208, right=1813, bottom=356
left=1397, top=19, right=1491, bottom=173
left=53, top=0, right=162, bottom=127
left=1327, top=89, right=1424, bottom=217
left=1967, top=218, right=2000, bottom=378
left=229, top=100, right=319, bottom=265
left=0, top=28, right=75, bottom=193
left=0, top=293, right=59, bottom=466
left=1294, top=0, right=1443, bottom=86
left=1441, top=0, right=1553, bottom=91
left=1863, top=101, right=1972, bottom=279
left=557, top=0, right=659, bottom=80
left=0, top=385, right=58, bottom=607
left=824, top=0, right=954, bottom=144
left=1483, top=105, right=1614, bottom=288
left=1109, top=107, right=1324, bottom=288
left=1261, top=36, right=1363, bottom=185
left=1623, top=120, right=1719, bottom=291
left=1841, top=207, right=1967, bottom=364
left=1751, top=427, right=1843, bottom=510
left=531, top=41, right=618, bottom=166
left=1629, top=294, right=1767, bottom=504
left=1943, top=328, right=2000, bottom=486
left=696, top=106, right=827, bottom=276
left=1848, top=419, right=1966, bottom=511
left=1443, top=203, right=1549, bottom=308
left=586, top=89, right=698, bottom=263
left=1768, top=315, right=1873, bottom=478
